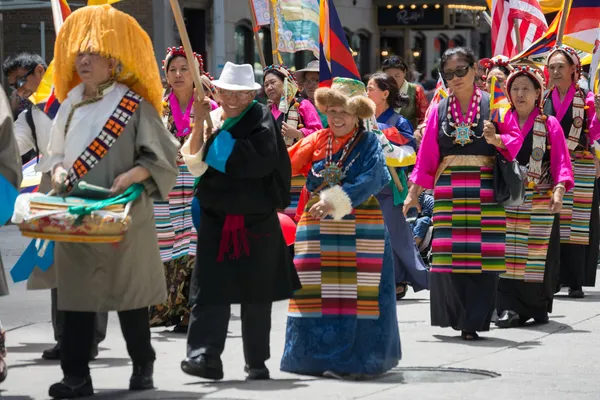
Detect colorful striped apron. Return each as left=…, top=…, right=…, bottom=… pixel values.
left=432, top=165, right=506, bottom=274
left=284, top=175, right=306, bottom=220
left=503, top=185, right=554, bottom=283
left=560, top=153, right=595, bottom=245
left=288, top=196, right=385, bottom=319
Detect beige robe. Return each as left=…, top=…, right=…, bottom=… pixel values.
left=0, top=86, right=23, bottom=296
left=53, top=99, right=179, bottom=312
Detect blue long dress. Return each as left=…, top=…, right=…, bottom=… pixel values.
left=376, top=107, right=429, bottom=291
left=280, top=128, right=401, bottom=376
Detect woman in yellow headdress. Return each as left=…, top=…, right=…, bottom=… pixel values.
left=47, top=5, right=179, bottom=398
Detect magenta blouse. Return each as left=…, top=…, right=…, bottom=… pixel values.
left=551, top=86, right=600, bottom=141
left=511, top=108, right=574, bottom=192
left=270, top=99, right=323, bottom=137
left=411, top=97, right=523, bottom=190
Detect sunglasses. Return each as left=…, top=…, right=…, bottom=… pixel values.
left=10, top=68, right=34, bottom=90
left=441, top=65, right=470, bottom=81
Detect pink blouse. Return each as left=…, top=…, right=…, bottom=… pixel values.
left=551, top=86, right=600, bottom=142
left=512, top=108, right=574, bottom=192
left=270, top=99, right=323, bottom=137
left=411, top=102, right=523, bottom=190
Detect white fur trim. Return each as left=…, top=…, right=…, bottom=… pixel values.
left=320, top=185, right=353, bottom=220
left=180, top=137, right=208, bottom=177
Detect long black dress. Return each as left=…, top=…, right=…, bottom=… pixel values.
left=544, top=91, right=599, bottom=290
left=189, top=102, right=300, bottom=306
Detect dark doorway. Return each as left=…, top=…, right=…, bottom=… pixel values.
left=183, top=8, right=208, bottom=69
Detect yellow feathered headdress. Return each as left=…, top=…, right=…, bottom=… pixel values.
left=53, top=4, right=163, bottom=114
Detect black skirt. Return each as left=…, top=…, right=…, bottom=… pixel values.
left=497, top=216, right=561, bottom=320
left=559, top=178, right=600, bottom=288
left=190, top=207, right=300, bottom=305
left=430, top=272, right=499, bottom=332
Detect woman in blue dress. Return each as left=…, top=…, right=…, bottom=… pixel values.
left=367, top=72, right=430, bottom=299
left=280, top=78, right=401, bottom=379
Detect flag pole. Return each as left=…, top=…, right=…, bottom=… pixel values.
left=49, top=0, right=64, bottom=35
left=248, top=0, right=267, bottom=69
left=556, top=0, right=571, bottom=47
left=269, top=0, right=283, bottom=64
left=513, top=19, right=523, bottom=53
left=169, top=0, right=213, bottom=129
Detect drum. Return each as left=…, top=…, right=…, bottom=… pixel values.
left=13, top=193, right=133, bottom=243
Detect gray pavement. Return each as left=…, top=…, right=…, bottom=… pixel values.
left=1, top=224, right=600, bottom=399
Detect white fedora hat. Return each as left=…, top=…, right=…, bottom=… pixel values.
left=212, top=62, right=261, bottom=91
left=295, top=60, right=320, bottom=82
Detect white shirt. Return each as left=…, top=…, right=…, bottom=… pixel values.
left=180, top=107, right=225, bottom=177
left=49, top=82, right=128, bottom=172
left=14, top=106, right=53, bottom=172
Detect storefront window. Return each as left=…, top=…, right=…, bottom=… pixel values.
left=234, top=23, right=253, bottom=65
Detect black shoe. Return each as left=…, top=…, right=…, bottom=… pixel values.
left=495, top=310, right=521, bottom=328
left=48, top=376, right=94, bottom=399
left=534, top=315, right=549, bottom=324
left=89, top=346, right=99, bottom=361
left=42, top=344, right=61, bottom=360
left=568, top=287, right=585, bottom=298
left=244, top=364, right=270, bottom=380
left=172, top=324, right=188, bottom=334
left=129, top=362, right=154, bottom=391
left=181, top=355, right=223, bottom=380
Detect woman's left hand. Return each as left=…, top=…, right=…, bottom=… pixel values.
left=595, top=94, right=600, bottom=121
left=549, top=189, right=564, bottom=214
left=483, top=121, right=499, bottom=145
left=309, top=199, right=334, bottom=220
left=282, top=122, right=304, bottom=140
left=110, top=171, right=134, bottom=195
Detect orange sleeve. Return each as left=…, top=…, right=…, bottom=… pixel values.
left=288, top=132, right=318, bottom=176
left=415, top=85, right=429, bottom=125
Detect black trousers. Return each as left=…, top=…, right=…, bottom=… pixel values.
left=187, top=303, right=272, bottom=368
left=61, top=308, right=155, bottom=378
left=51, top=288, right=108, bottom=345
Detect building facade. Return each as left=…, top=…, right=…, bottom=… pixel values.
left=1, top=0, right=490, bottom=86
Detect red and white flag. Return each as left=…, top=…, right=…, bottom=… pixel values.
left=491, top=0, right=548, bottom=58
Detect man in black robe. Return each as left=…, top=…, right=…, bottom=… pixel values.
left=180, top=62, right=300, bottom=380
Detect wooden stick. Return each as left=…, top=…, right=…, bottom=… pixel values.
left=513, top=19, right=523, bottom=53
left=248, top=0, right=267, bottom=69
left=49, top=0, right=63, bottom=35
left=556, top=0, right=571, bottom=47
left=389, top=167, right=404, bottom=193
left=169, top=0, right=213, bottom=129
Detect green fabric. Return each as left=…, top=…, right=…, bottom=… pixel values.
left=68, top=183, right=144, bottom=216
left=400, top=83, right=418, bottom=129
left=318, top=109, right=329, bottom=128
left=391, top=168, right=408, bottom=206
left=193, top=100, right=257, bottom=190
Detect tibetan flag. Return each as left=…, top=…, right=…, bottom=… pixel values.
left=88, top=0, right=121, bottom=4
left=591, top=24, right=600, bottom=92
left=20, top=158, right=42, bottom=194
left=424, top=75, right=448, bottom=122
left=319, top=0, right=360, bottom=87
left=490, top=76, right=510, bottom=123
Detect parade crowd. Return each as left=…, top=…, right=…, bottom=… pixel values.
left=0, top=4, right=600, bottom=399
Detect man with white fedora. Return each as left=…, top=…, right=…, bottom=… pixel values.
left=180, top=62, right=300, bottom=381
left=294, top=60, right=327, bottom=127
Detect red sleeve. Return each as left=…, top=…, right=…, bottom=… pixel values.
left=415, top=85, right=429, bottom=125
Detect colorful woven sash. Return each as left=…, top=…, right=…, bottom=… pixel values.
left=288, top=195, right=385, bottom=319
left=65, top=90, right=142, bottom=192
left=560, top=153, right=595, bottom=245
left=503, top=185, right=554, bottom=283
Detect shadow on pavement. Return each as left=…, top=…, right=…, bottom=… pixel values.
left=189, top=378, right=310, bottom=391
left=7, top=357, right=131, bottom=371
left=88, top=389, right=221, bottom=399
left=555, top=293, right=600, bottom=302
left=426, top=334, right=526, bottom=348
left=0, top=390, right=34, bottom=400
left=6, top=342, right=55, bottom=354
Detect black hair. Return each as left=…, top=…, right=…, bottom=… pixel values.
left=368, top=72, right=409, bottom=109
left=548, top=49, right=575, bottom=66
left=488, top=65, right=511, bottom=78
left=263, top=69, right=286, bottom=83
left=165, top=54, right=187, bottom=71
left=381, top=56, right=408, bottom=73
left=440, top=47, right=476, bottom=71
left=3, top=52, right=46, bottom=77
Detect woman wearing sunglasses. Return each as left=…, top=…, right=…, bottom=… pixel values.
left=404, top=47, right=523, bottom=341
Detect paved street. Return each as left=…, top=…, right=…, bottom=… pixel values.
left=1, top=224, right=600, bottom=399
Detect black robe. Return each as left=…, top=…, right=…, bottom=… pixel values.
left=544, top=90, right=598, bottom=288
left=190, top=102, right=300, bottom=305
